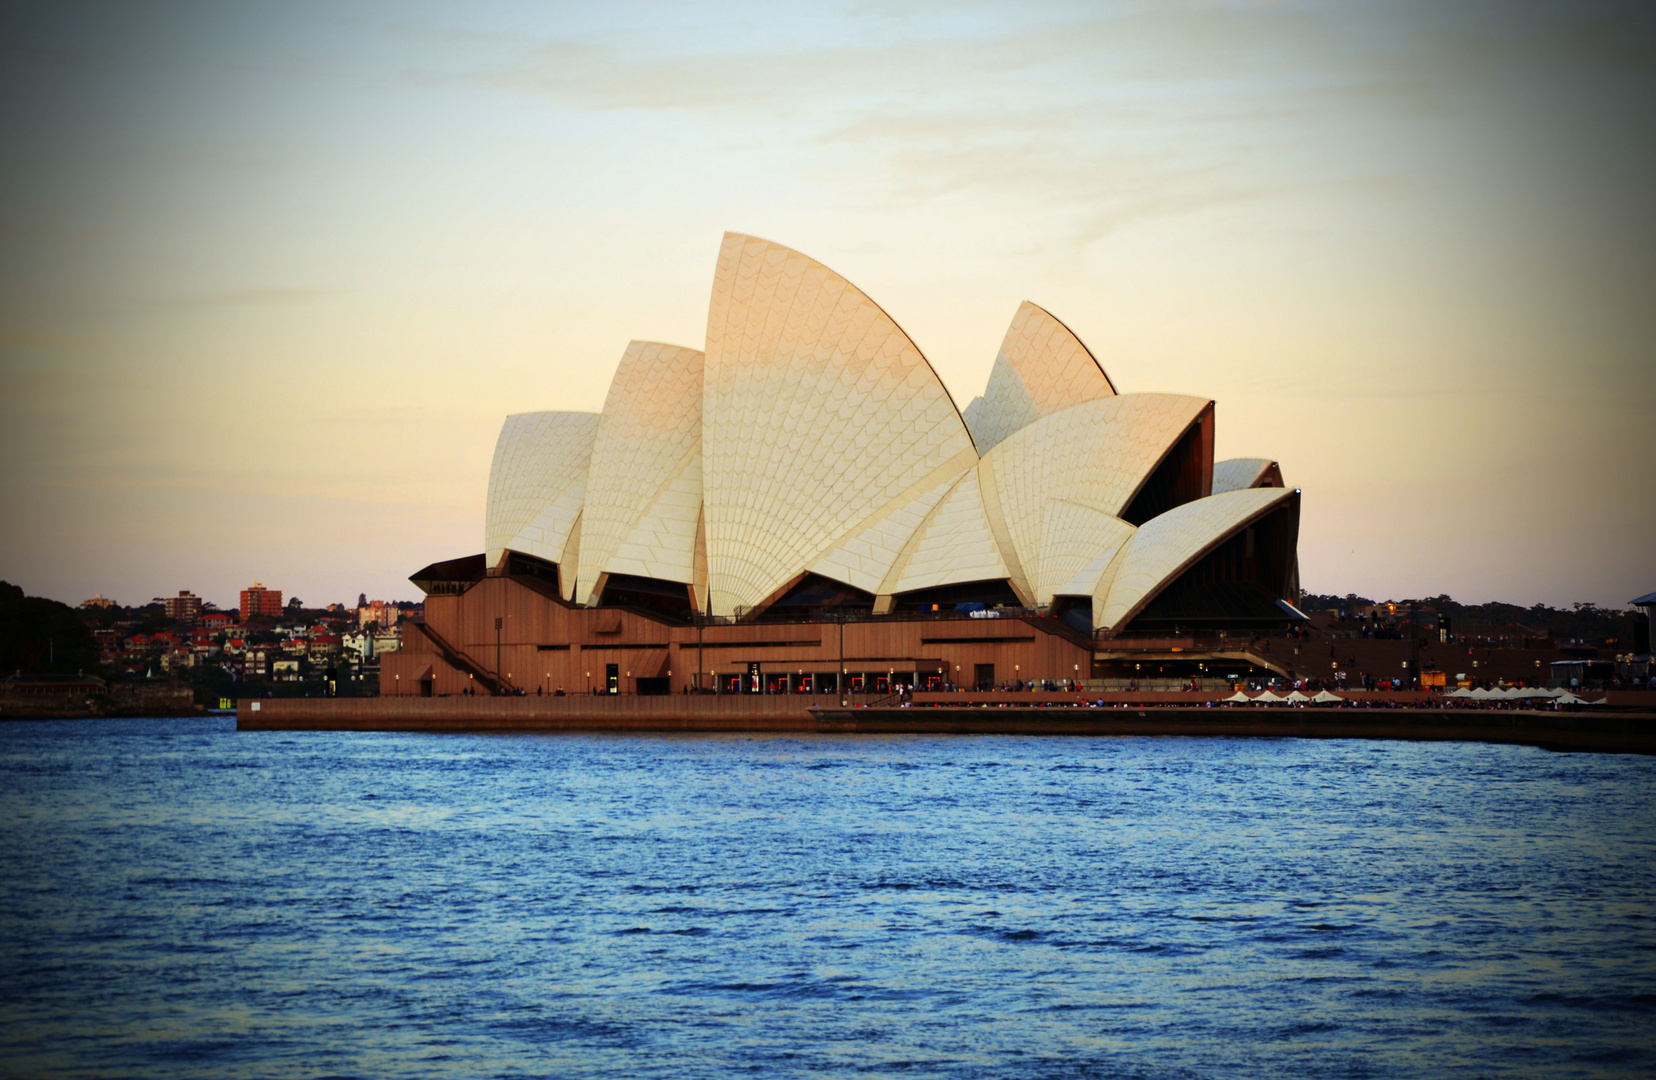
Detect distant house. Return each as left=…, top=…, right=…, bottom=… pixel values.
left=245, top=646, right=277, bottom=678
left=342, top=629, right=372, bottom=659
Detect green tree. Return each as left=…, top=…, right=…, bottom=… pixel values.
left=0, top=581, right=102, bottom=674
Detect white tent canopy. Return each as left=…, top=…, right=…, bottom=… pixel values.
left=1286, top=690, right=1311, bottom=703
left=1252, top=690, right=1287, bottom=704
left=1223, top=690, right=1252, bottom=703
left=1312, top=690, right=1344, bottom=703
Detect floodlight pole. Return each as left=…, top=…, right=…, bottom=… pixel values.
left=839, top=610, right=846, bottom=707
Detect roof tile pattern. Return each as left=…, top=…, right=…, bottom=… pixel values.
left=1095, top=487, right=1297, bottom=633
left=702, top=233, right=976, bottom=616
left=812, top=467, right=966, bottom=595
left=484, top=411, right=601, bottom=570
left=980, top=393, right=1211, bottom=601
left=575, top=342, right=705, bottom=603
left=1211, top=457, right=1277, bottom=494
left=890, top=469, right=1013, bottom=595
left=1036, top=500, right=1138, bottom=604
left=965, top=302, right=1115, bottom=453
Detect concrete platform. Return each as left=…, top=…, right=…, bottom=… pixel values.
left=235, top=696, right=1656, bottom=754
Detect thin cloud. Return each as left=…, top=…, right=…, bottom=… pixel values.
left=139, top=287, right=338, bottom=310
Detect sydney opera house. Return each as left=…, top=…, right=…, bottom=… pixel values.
left=383, top=234, right=1303, bottom=697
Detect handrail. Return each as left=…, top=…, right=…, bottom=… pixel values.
left=407, top=621, right=512, bottom=694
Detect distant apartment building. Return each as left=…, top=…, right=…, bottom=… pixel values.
left=356, top=600, right=402, bottom=629
left=93, top=629, right=122, bottom=665
left=81, top=594, right=115, bottom=610
left=240, top=583, right=283, bottom=620
left=164, top=590, right=203, bottom=625
left=201, top=611, right=234, bottom=631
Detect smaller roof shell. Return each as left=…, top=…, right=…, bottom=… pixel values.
left=965, top=301, right=1115, bottom=454
left=980, top=393, right=1213, bottom=601
left=574, top=342, right=705, bottom=603
left=1211, top=458, right=1282, bottom=494
left=1094, top=487, right=1299, bottom=635
left=887, top=469, right=1013, bottom=595
left=485, top=411, right=601, bottom=572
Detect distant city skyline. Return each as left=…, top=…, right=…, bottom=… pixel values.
left=2, top=1, right=1651, bottom=611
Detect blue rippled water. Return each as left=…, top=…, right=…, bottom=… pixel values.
left=1, top=719, right=1653, bottom=1078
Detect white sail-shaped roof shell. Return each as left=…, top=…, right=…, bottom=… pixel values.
left=887, top=469, right=1013, bottom=595
left=1036, top=500, right=1138, bottom=605
left=574, top=342, right=705, bottom=604
left=978, top=393, right=1211, bottom=601
left=1211, top=457, right=1280, bottom=494
left=701, top=232, right=977, bottom=617
left=964, top=301, right=1115, bottom=454
left=472, top=234, right=1299, bottom=631
left=484, top=411, right=600, bottom=573
left=811, top=469, right=966, bottom=596
left=1095, top=487, right=1298, bottom=634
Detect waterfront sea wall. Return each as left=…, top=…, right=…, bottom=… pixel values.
left=236, top=694, right=1656, bottom=754
left=2, top=680, right=196, bottom=719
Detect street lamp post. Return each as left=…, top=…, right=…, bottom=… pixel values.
left=494, top=616, right=503, bottom=695
left=839, top=611, right=846, bottom=706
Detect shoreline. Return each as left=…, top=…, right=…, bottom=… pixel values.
left=233, top=696, right=1656, bottom=755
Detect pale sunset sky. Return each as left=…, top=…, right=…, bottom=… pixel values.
left=2, top=1, right=1651, bottom=611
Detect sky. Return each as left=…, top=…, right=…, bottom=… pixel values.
left=2, top=0, right=1652, bottom=612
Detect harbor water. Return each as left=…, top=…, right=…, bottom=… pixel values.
left=1, top=717, right=1652, bottom=1077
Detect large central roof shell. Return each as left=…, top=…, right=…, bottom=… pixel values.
left=701, top=233, right=977, bottom=617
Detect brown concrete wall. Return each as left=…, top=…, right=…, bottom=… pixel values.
left=235, top=695, right=1655, bottom=754
left=239, top=692, right=834, bottom=732
left=381, top=577, right=1096, bottom=699
left=381, top=577, right=1631, bottom=705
